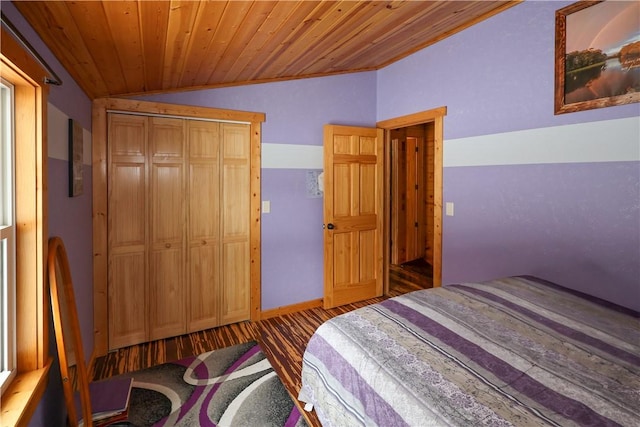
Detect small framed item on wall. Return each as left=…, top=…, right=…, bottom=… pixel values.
left=554, top=0, right=640, bottom=114
left=68, top=118, right=83, bottom=197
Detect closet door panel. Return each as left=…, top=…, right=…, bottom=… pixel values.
left=151, top=164, right=184, bottom=240
left=109, top=114, right=146, bottom=157
left=188, top=121, right=220, bottom=239
left=188, top=244, right=219, bottom=331
left=187, top=121, right=221, bottom=331
left=190, top=164, right=220, bottom=237
left=110, top=164, right=145, bottom=246
left=220, top=241, right=250, bottom=324
left=223, top=164, right=249, bottom=237
left=222, top=123, right=250, bottom=238
left=220, top=124, right=250, bottom=324
left=109, top=252, right=147, bottom=349
left=108, top=114, right=148, bottom=349
left=149, top=248, right=184, bottom=340
left=149, top=118, right=186, bottom=339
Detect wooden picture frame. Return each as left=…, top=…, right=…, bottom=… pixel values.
left=68, top=118, right=83, bottom=197
left=554, top=1, right=640, bottom=114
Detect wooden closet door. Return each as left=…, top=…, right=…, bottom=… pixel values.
left=187, top=120, right=221, bottom=332
left=149, top=117, right=187, bottom=340
left=220, top=123, right=250, bottom=324
left=108, top=114, right=148, bottom=349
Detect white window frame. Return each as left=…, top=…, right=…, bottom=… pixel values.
left=0, top=78, right=16, bottom=394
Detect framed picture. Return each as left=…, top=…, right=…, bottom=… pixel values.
left=68, top=118, right=83, bottom=197
left=554, top=1, right=640, bottom=114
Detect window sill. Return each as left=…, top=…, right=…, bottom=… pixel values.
left=1, top=359, right=51, bottom=427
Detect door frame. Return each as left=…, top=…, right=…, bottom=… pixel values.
left=91, top=98, right=265, bottom=357
left=377, top=106, right=446, bottom=293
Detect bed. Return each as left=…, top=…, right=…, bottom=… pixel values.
left=298, top=276, right=639, bottom=426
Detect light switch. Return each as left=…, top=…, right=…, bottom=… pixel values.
left=262, top=200, right=271, bottom=213
left=445, top=202, right=454, bottom=216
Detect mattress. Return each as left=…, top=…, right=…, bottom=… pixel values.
left=298, top=276, right=639, bottom=426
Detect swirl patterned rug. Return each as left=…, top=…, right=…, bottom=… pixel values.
left=116, top=341, right=308, bottom=427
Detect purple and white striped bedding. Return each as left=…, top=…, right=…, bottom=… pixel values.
left=298, top=276, right=640, bottom=426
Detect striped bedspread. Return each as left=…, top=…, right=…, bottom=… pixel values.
left=298, top=276, right=640, bottom=426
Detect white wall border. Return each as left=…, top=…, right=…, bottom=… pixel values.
left=262, top=143, right=323, bottom=169
left=444, top=117, right=640, bottom=167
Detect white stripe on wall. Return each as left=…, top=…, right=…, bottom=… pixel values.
left=444, top=117, right=640, bottom=167
left=263, top=117, right=638, bottom=170
left=48, top=103, right=92, bottom=165
left=261, top=143, right=323, bottom=169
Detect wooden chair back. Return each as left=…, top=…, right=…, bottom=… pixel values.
left=48, top=236, right=93, bottom=426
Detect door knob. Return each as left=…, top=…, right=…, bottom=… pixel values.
left=327, top=223, right=335, bottom=230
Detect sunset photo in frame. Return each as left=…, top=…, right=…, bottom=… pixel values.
left=554, top=1, right=640, bottom=114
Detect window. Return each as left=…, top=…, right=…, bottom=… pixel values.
left=1, top=25, right=49, bottom=425
left=0, top=78, right=16, bottom=394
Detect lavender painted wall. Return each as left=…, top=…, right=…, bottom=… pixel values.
left=377, top=0, right=640, bottom=310
left=138, top=73, right=377, bottom=310
left=47, top=160, right=94, bottom=354
left=443, top=162, right=639, bottom=306
left=261, top=170, right=324, bottom=309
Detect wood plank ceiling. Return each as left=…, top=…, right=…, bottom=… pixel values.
left=12, top=1, right=519, bottom=99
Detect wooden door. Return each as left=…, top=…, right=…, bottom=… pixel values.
left=108, top=114, right=148, bottom=349
left=323, top=125, right=384, bottom=308
left=219, top=123, right=251, bottom=324
left=187, top=120, right=221, bottom=332
left=148, top=117, right=186, bottom=340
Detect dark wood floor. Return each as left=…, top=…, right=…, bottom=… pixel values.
left=91, top=260, right=432, bottom=427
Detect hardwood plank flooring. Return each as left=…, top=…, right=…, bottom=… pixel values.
left=91, top=261, right=432, bottom=426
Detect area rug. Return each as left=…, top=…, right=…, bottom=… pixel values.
left=117, top=341, right=308, bottom=427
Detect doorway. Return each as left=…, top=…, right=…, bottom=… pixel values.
left=377, top=107, right=445, bottom=295
left=389, top=123, right=434, bottom=291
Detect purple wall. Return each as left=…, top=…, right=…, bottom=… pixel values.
left=377, top=0, right=640, bottom=310
left=47, top=160, right=94, bottom=352
left=443, top=162, right=639, bottom=307
left=260, top=170, right=324, bottom=309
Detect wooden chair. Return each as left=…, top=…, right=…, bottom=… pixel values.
left=48, top=237, right=132, bottom=426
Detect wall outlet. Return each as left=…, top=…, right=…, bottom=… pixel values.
left=445, top=202, right=454, bottom=216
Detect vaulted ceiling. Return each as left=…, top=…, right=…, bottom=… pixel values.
left=11, top=1, right=518, bottom=99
